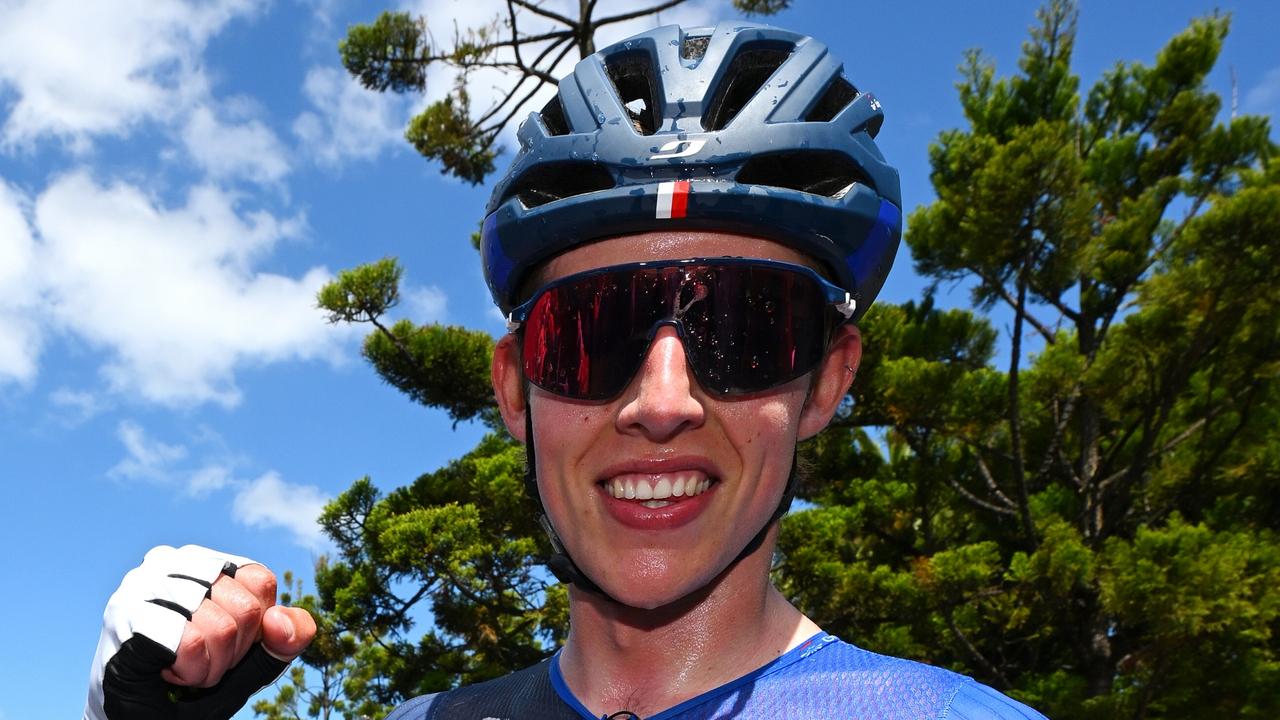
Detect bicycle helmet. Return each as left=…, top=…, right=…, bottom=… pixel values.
left=482, top=20, right=901, bottom=324
left=481, top=21, right=902, bottom=600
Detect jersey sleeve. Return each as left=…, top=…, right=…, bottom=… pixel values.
left=383, top=693, right=438, bottom=720
left=946, top=680, right=1048, bottom=719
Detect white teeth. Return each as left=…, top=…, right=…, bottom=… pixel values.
left=653, top=478, right=672, bottom=499
left=605, top=474, right=711, bottom=501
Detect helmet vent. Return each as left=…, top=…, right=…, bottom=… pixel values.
left=539, top=96, right=571, bottom=136
left=702, top=41, right=794, bottom=131
left=805, top=76, right=859, bottom=123
left=605, top=50, right=661, bottom=135
left=506, top=162, right=616, bottom=209
left=681, top=34, right=710, bottom=61
left=736, top=151, right=874, bottom=198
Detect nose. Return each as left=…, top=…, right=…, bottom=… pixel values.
left=616, top=325, right=706, bottom=441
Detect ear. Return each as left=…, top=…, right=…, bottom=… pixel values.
left=492, top=334, right=528, bottom=443
left=797, top=325, right=862, bottom=441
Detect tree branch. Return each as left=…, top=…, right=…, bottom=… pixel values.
left=943, top=474, right=1019, bottom=517
left=1033, top=386, right=1081, bottom=486
left=1007, top=249, right=1037, bottom=543
left=490, top=41, right=577, bottom=129
left=510, top=0, right=578, bottom=28
left=471, top=37, right=576, bottom=144
left=1056, top=446, right=1085, bottom=489
left=368, top=316, right=422, bottom=378
left=506, top=0, right=526, bottom=70
left=594, top=0, right=689, bottom=27
left=1097, top=392, right=1227, bottom=498
left=973, top=451, right=1018, bottom=510
left=947, top=611, right=1013, bottom=689
left=974, top=265, right=1060, bottom=343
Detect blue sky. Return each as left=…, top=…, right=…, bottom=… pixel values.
left=0, top=0, right=1275, bottom=717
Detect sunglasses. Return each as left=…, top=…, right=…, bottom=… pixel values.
left=506, top=258, right=856, bottom=401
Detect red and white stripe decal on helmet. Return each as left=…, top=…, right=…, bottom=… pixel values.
left=656, top=180, right=690, bottom=219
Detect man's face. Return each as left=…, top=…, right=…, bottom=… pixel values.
left=492, top=231, right=860, bottom=609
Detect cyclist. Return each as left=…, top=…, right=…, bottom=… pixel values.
left=87, top=21, right=1047, bottom=720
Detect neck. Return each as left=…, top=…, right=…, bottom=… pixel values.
left=556, top=536, right=821, bottom=718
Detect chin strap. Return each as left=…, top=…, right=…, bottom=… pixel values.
left=523, top=407, right=796, bottom=605
left=524, top=407, right=614, bottom=599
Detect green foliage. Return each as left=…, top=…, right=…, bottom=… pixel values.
left=362, top=321, right=495, bottom=426
left=316, top=258, right=496, bottom=425
left=404, top=84, right=496, bottom=186
left=317, top=257, right=402, bottom=325
left=733, top=0, right=791, bottom=13
left=340, top=11, right=429, bottom=93
left=253, top=571, right=394, bottom=720
left=778, top=2, right=1280, bottom=717
left=304, top=438, right=566, bottom=703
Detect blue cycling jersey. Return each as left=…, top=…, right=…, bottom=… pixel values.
left=386, top=633, right=1047, bottom=719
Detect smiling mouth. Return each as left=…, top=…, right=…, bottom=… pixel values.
left=602, top=473, right=714, bottom=508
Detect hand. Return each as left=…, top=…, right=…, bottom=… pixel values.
left=85, top=545, right=317, bottom=720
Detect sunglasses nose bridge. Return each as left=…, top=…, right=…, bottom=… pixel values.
left=641, top=317, right=695, bottom=368
left=631, top=317, right=721, bottom=395
left=617, top=322, right=705, bottom=438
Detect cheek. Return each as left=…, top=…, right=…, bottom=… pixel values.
left=720, top=392, right=806, bottom=451
left=528, top=397, right=610, bottom=481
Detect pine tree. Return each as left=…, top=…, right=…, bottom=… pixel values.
left=780, top=3, right=1280, bottom=717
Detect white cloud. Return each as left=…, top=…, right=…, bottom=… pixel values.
left=0, top=180, right=40, bottom=383
left=293, top=66, right=413, bottom=167
left=33, top=170, right=350, bottom=407
left=49, top=387, right=108, bottom=425
left=1244, top=67, right=1280, bottom=115
left=187, top=464, right=234, bottom=497
left=403, top=283, right=448, bottom=323
left=108, top=420, right=188, bottom=482
left=0, top=0, right=256, bottom=149
left=106, top=422, right=328, bottom=545
left=295, top=0, right=344, bottom=47
left=182, top=104, right=291, bottom=185
left=233, top=472, right=330, bottom=549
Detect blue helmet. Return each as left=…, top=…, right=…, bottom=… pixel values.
left=481, top=20, right=901, bottom=323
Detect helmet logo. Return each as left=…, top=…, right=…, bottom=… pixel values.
left=656, top=180, right=690, bottom=219
left=650, top=139, right=706, bottom=160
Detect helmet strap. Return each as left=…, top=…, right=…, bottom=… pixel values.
left=524, top=406, right=613, bottom=599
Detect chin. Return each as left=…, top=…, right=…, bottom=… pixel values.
left=588, top=550, right=730, bottom=611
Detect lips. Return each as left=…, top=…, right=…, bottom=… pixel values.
left=596, top=460, right=720, bottom=530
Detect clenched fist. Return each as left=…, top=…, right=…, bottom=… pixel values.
left=85, top=545, right=317, bottom=720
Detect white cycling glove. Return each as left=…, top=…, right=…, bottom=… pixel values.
left=85, top=545, right=290, bottom=720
